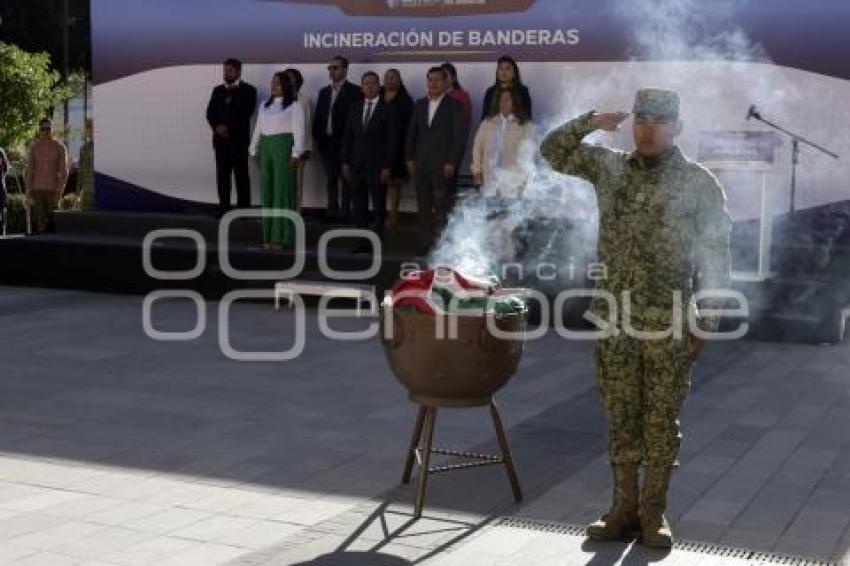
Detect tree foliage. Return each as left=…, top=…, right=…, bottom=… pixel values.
left=0, top=41, right=77, bottom=150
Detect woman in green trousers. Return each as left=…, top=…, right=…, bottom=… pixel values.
left=249, top=71, right=306, bottom=250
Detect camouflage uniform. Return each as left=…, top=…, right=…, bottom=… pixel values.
left=541, top=89, right=731, bottom=545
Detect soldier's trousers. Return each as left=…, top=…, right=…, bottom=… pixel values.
left=595, top=333, right=692, bottom=470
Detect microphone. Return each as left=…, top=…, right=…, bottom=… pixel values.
left=746, top=105, right=761, bottom=121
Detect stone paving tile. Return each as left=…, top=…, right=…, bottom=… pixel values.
left=210, top=519, right=304, bottom=550
left=70, top=500, right=165, bottom=527
left=12, top=551, right=82, bottom=566
left=671, top=520, right=729, bottom=543
left=783, top=507, right=850, bottom=548
left=725, top=429, right=806, bottom=480
left=732, top=481, right=812, bottom=536
left=123, top=507, right=212, bottom=535
left=700, top=474, right=764, bottom=504
left=0, top=544, right=38, bottom=563
left=169, top=514, right=259, bottom=544
left=37, top=494, right=125, bottom=522
left=681, top=497, right=750, bottom=527
left=719, top=526, right=781, bottom=552
left=773, top=447, right=839, bottom=487
left=0, top=511, right=69, bottom=541
left=682, top=454, right=738, bottom=476
left=7, top=520, right=108, bottom=552
left=156, top=541, right=251, bottom=566
left=270, top=497, right=361, bottom=527
left=49, top=526, right=154, bottom=560
left=101, top=536, right=201, bottom=566
left=774, top=534, right=845, bottom=560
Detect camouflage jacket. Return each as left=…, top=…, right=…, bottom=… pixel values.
left=541, top=112, right=731, bottom=333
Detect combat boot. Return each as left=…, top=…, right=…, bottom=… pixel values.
left=587, top=463, right=640, bottom=541
left=639, top=466, right=673, bottom=548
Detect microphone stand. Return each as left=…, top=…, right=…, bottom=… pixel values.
left=747, top=107, right=839, bottom=213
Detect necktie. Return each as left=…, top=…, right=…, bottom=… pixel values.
left=363, top=101, right=373, bottom=127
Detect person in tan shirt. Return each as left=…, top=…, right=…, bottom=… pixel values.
left=24, top=118, right=68, bottom=233
left=471, top=87, right=534, bottom=198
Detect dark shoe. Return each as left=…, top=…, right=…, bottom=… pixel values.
left=638, top=466, right=674, bottom=548
left=587, top=463, right=640, bottom=542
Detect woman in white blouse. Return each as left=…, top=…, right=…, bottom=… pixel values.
left=471, top=87, right=534, bottom=199
left=250, top=71, right=305, bottom=249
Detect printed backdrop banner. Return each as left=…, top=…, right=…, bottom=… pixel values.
left=93, top=0, right=850, bottom=84
left=92, top=0, right=849, bottom=215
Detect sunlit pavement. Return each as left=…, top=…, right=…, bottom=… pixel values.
left=1, top=287, right=848, bottom=565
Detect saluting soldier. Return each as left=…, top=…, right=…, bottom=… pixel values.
left=541, top=88, right=732, bottom=548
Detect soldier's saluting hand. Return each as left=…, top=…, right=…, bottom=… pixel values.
left=590, top=111, right=630, bottom=132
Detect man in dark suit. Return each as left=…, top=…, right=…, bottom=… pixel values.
left=312, top=55, right=361, bottom=222
left=206, top=58, right=257, bottom=215
left=405, top=66, right=467, bottom=245
left=341, top=71, right=397, bottom=252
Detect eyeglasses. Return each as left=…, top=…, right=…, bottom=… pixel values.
left=327, top=65, right=342, bottom=71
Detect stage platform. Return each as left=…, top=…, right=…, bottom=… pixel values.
left=0, top=205, right=849, bottom=344
left=0, top=209, right=426, bottom=301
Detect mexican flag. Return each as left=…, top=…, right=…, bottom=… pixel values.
left=389, top=267, right=525, bottom=316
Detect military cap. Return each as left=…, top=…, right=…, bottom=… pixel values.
left=633, top=88, right=679, bottom=121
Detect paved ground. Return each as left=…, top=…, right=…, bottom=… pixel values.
left=1, top=286, right=849, bottom=565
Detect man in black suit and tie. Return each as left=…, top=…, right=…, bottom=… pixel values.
left=312, top=55, right=362, bottom=222
left=206, top=58, right=258, bottom=215
left=341, top=71, right=397, bottom=251
left=405, top=66, right=467, bottom=246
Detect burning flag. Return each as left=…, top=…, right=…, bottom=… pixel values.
left=388, top=267, right=525, bottom=316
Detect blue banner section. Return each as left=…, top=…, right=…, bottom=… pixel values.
left=95, top=173, right=218, bottom=214
left=92, top=0, right=850, bottom=84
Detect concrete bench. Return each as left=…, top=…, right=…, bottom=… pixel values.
left=273, top=280, right=377, bottom=316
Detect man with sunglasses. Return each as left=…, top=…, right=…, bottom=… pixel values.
left=312, top=55, right=361, bottom=222
left=24, top=118, right=69, bottom=234
left=541, top=88, right=731, bottom=548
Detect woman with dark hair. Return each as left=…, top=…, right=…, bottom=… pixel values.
left=382, top=68, right=413, bottom=226
left=441, top=62, right=472, bottom=132
left=481, top=55, right=533, bottom=121
left=284, top=67, right=313, bottom=212
left=249, top=71, right=306, bottom=249
left=471, top=87, right=534, bottom=197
